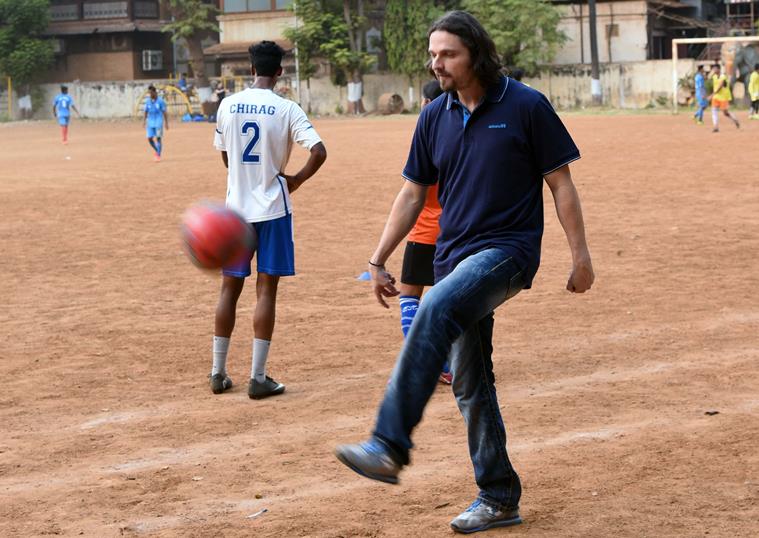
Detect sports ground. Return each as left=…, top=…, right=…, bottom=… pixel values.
left=1, top=114, right=757, bottom=537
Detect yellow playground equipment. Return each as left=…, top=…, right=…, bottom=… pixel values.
left=132, top=76, right=295, bottom=120
left=133, top=84, right=193, bottom=119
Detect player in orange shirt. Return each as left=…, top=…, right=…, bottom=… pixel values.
left=398, top=80, right=451, bottom=384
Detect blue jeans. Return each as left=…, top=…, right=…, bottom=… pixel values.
left=373, top=248, right=526, bottom=509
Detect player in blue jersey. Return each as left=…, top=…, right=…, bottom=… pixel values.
left=693, top=65, right=708, bottom=125
left=52, top=85, right=80, bottom=145
left=143, top=85, right=169, bottom=162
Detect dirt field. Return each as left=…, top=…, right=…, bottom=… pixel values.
left=1, top=112, right=757, bottom=538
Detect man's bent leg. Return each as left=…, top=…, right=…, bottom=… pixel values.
left=451, top=315, right=521, bottom=509
left=372, top=250, right=526, bottom=464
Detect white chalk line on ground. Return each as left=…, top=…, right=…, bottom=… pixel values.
left=2, top=306, right=755, bottom=438
left=9, top=341, right=755, bottom=441
left=114, top=398, right=759, bottom=535
left=1, top=344, right=756, bottom=497
left=2, top=390, right=757, bottom=503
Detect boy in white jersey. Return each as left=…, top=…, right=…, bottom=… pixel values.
left=210, top=41, right=327, bottom=398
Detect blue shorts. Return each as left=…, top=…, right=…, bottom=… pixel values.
left=223, top=213, right=295, bottom=278
left=146, top=126, right=163, bottom=138
left=57, top=116, right=70, bottom=126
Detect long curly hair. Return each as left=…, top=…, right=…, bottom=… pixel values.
left=427, top=11, right=502, bottom=88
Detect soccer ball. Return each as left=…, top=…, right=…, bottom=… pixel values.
left=181, top=202, right=255, bottom=269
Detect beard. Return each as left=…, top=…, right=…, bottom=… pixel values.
left=436, top=73, right=454, bottom=91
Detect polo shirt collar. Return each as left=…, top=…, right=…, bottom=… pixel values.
left=445, top=76, right=509, bottom=110
left=486, top=76, right=509, bottom=103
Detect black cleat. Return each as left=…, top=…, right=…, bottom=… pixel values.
left=209, top=373, right=233, bottom=394
left=248, top=376, right=285, bottom=399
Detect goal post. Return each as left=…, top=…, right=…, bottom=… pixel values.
left=672, top=36, right=759, bottom=113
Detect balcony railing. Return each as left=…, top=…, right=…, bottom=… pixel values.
left=83, top=2, right=128, bottom=19
left=48, top=1, right=160, bottom=22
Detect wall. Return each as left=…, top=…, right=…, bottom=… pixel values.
left=555, top=1, right=649, bottom=65
left=23, top=73, right=421, bottom=119
left=42, top=31, right=174, bottom=83
left=524, top=59, right=695, bottom=109
left=0, top=87, right=11, bottom=120
left=47, top=51, right=137, bottom=82
left=218, top=11, right=296, bottom=43
left=30, top=80, right=161, bottom=119
left=18, top=58, right=695, bottom=120
left=301, top=73, right=417, bottom=115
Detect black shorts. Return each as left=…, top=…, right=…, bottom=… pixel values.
left=401, top=241, right=436, bottom=286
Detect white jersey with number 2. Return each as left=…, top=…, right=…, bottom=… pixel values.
left=214, top=88, right=322, bottom=223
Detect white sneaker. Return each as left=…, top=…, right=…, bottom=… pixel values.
left=450, top=499, right=521, bottom=534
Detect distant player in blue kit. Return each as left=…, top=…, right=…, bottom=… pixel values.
left=52, top=85, right=80, bottom=144
left=208, top=41, right=327, bottom=399
left=693, top=65, right=708, bottom=125
left=143, top=85, right=168, bottom=162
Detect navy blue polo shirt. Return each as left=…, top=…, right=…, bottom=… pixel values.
left=402, top=76, right=580, bottom=285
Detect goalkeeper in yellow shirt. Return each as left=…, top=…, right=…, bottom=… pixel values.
left=709, top=64, right=740, bottom=132
left=749, top=63, right=759, bottom=120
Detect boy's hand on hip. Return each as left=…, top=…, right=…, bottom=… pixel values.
left=281, top=174, right=300, bottom=194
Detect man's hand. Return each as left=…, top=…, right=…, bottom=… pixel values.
left=370, top=263, right=399, bottom=308
left=544, top=165, right=595, bottom=295
left=281, top=173, right=300, bottom=194
left=567, top=254, right=594, bottom=293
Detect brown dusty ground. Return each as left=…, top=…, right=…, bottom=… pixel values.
left=0, top=112, right=757, bottom=538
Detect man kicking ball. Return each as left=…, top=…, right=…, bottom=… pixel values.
left=336, top=10, right=594, bottom=534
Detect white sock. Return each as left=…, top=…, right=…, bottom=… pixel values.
left=212, top=336, right=230, bottom=376
left=712, top=108, right=719, bottom=128
left=252, top=338, right=271, bottom=383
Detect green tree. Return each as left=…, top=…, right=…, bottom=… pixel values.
left=334, top=0, right=376, bottom=113
left=162, top=0, right=218, bottom=90
left=384, top=0, right=442, bottom=107
left=284, top=0, right=322, bottom=84
left=284, top=0, right=344, bottom=110
left=462, top=0, right=566, bottom=73
left=286, top=0, right=374, bottom=113
left=0, top=0, right=54, bottom=86
left=384, top=0, right=442, bottom=79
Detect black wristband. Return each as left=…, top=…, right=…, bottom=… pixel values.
left=368, top=260, right=385, bottom=268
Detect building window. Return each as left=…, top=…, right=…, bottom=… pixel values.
left=134, top=1, right=159, bottom=19
left=50, top=4, right=80, bottom=21
left=224, top=0, right=291, bottom=12
left=83, top=1, right=128, bottom=20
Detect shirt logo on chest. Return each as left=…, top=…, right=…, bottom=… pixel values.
left=488, top=123, right=507, bottom=129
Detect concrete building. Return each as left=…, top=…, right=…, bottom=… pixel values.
left=203, top=0, right=296, bottom=78
left=43, top=0, right=175, bottom=82
left=202, top=0, right=386, bottom=78
left=552, top=0, right=724, bottom=65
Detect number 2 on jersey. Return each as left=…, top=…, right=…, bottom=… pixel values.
left=241, top=121, right=260, bottom=164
